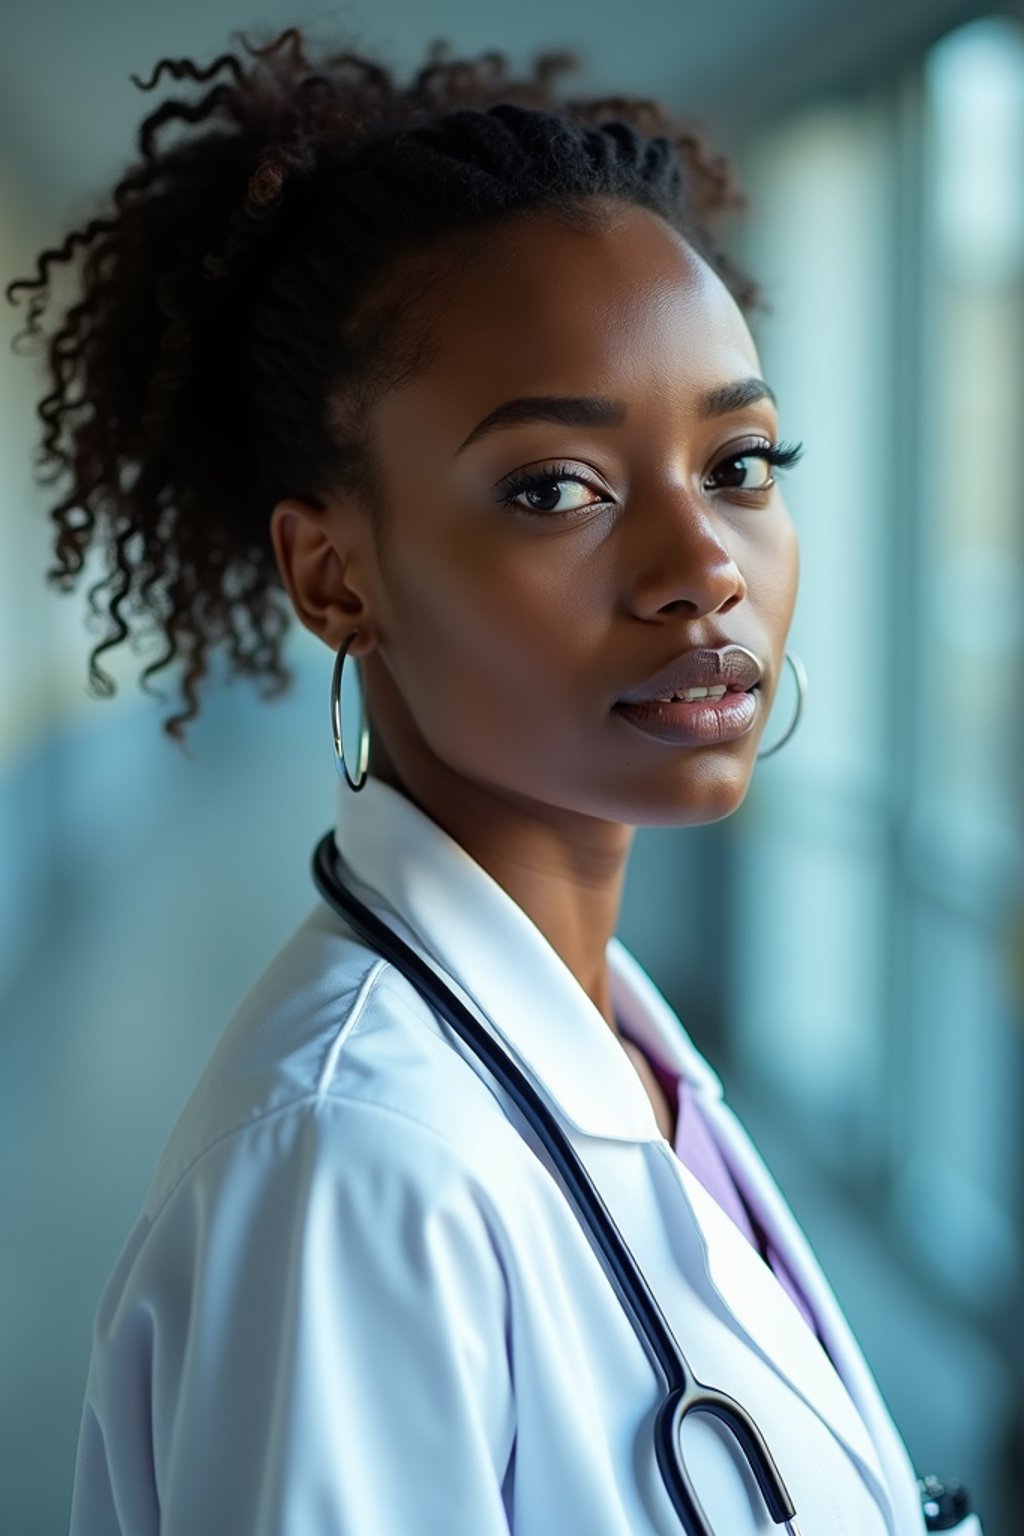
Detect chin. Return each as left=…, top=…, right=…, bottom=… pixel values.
left=670, top=758, right=756, bottom=828
left=596, top=749, right=758, bottom=829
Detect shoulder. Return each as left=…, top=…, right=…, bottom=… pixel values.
left=89, top=908, right=527, bottom=1366
left=139, top=898, right=531, bottom=1232
left=80, top=914, right=524, bottom=1535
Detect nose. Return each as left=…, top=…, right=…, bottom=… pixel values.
left=629, top=491, right=748, bottom=618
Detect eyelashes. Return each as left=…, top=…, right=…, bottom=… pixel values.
left=708, top=438, right=804, bottom=491
left=747, top=439, right=804, bottom=471
left=495, top=438, right=805, bottom=520
left=494, top=460, right=606, bottom=518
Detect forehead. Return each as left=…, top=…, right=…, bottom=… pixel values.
left=372, top=201, right=761, bottom=446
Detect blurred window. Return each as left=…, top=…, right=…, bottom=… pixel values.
left=728, top=14, right=1024, bottom=1320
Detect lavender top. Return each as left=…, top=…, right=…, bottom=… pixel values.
left=620, top=1021, right=834, bottom=1366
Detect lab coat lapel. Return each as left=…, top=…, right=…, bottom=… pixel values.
left=673, top=1159, right=898, bottom=1525
left=608, top=939, right=919, bottom=1536
left=701, top=1097, right=925, bottom=1536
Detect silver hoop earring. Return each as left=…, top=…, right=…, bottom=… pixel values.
left=756, top=649, right=807, bottom=760
left=330, top=630, right=371, bottom=791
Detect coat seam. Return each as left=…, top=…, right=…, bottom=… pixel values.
left=140, top=1081, right=505, bottom=1246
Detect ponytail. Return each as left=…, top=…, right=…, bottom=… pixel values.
left=5, top=24, right=757, bottom=749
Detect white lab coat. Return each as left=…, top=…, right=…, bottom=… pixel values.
left=68, top=772, right=984, bottom=1536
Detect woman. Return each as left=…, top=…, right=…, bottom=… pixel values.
left=9, top=25, right=981, bottom=1536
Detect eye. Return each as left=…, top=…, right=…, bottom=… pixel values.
left=494, top=461, right=610, bottom=520
left=706, top=439, right=804, bottom=494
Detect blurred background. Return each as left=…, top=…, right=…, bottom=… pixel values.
left=1, top=1, right=1022, bottom=1531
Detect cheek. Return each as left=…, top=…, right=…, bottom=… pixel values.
left=781, top=520, right=801, bottom=621
left=750, top=513, right=800, bottom=631
left=387, top=530, right=592, bottom=731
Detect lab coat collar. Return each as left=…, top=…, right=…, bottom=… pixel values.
left=331, top=772, right=723, bottom=1144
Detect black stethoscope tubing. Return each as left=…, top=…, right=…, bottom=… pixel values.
left=312, top=830, right=798, bottom=1535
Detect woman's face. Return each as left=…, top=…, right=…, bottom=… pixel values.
left=331, top=198, right=799, bottom=829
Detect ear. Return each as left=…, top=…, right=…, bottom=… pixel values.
left=269, top=494, right=377, bottom=658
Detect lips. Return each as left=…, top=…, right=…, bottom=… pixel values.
left=616, top=644, right=764, bottom=705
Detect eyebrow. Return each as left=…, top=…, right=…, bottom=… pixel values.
left=454, top=377, right=778, bottom=455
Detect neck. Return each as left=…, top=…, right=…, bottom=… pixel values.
left=367, top=750, right=634, bottom=1036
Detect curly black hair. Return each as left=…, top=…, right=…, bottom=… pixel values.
left=5, top=23, right=760, bottom=752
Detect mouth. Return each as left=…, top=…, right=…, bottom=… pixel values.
left=613, top=682, right=761, bottom=745
left=644, top=681, right=760, bottom=704
left=615, top=643, right=764, bottom=708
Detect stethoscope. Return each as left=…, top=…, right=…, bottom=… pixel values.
left=311, top=828, right=801, bottom=1536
